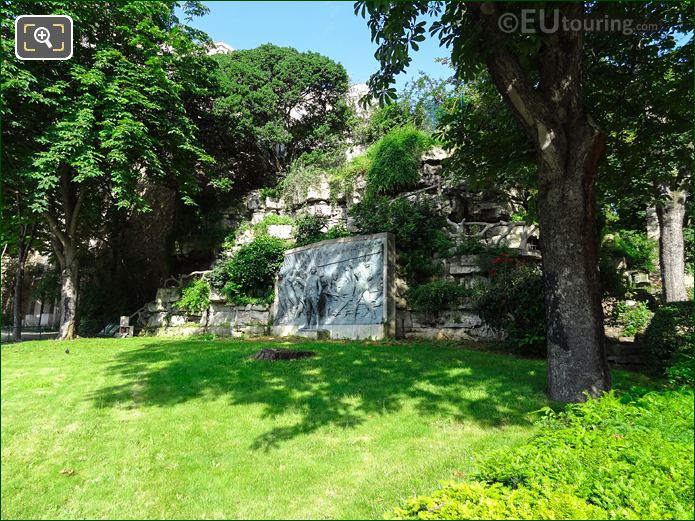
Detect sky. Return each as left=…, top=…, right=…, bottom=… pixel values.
left=183, top=1, right=453, bottom=89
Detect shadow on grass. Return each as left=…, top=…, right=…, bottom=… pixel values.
left=89, top=338, right=550, bottom=450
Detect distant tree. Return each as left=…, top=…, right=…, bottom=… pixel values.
left=585, top=3, right=692, bottom=302
left=213, top=44, right=351, bottom=175
left=1, top=1, right=218, bottom=339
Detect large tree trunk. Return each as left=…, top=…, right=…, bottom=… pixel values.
left=46, top=166, right=84, bottom=341
left=538, top=120, right=611, bottom=402
left=12, top=260, right=24, bottom=341
left=58, top=262, right=78, bottom=340
left=476, top=4, right=610, bottom=402
left=12, top=223, right=34, bottom=342
left=656, top=190, right=688, bottom=302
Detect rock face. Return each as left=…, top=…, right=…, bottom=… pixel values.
left=135, top=148, right=544, bottom=340
left=397, top=309, right=503, bottom=341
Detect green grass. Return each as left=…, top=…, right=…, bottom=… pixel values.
left=1, top=338, right=653, bottom=519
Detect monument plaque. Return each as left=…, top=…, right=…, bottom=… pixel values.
left=272, top=232, right=395, bottom=339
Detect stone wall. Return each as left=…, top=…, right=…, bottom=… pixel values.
left=137, top=287, right=270, bottom=337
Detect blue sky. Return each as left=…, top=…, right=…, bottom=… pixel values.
left=184, top=1, right=453, bottom=88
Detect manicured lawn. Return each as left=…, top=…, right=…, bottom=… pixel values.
left=1, top=337, right=652, bottom=519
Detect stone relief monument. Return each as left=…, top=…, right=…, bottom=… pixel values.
left=272, top=233, right=395, bottom=340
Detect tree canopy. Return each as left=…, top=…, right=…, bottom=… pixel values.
left=1, top=0, right=220, bottom=337
left=212, top=44, right=352, bottom=175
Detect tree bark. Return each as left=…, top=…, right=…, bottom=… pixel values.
left=58, top=262, right=78, bottom=340
left=538, top=120, right=611, bottom=402
left=45, top=166, right=84, bottom=340
left=475, top=4, right=611, bottom=401
left=12, top=223, right=34, bottom=341
left=656, top=190, right=688, bottom=302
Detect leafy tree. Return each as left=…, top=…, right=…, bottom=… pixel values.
left=585, top=3, right=692, bottom=302
left=356, top=1, right=617, bottom=402
left=1, top=1, right=218, bottom=339
left=212, top=44, right=351, bottom=176
left=437, top=74, right=537, bottom=218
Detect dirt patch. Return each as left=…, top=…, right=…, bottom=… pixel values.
left=250, top=348, right=316, bottom=361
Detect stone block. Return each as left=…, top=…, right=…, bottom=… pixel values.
left=265, top=197, right=284, bottom=210
left=267, top=224, right=293, bottom=240
left=156, top=287, right=180, bottom=304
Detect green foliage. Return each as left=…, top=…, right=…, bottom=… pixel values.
left=602, top=230, right=658, bottom=273
left=2, top=0, right=216, bottom=216
left=224, top=214, right=294, bottom=250
left=214, top=235, right=286, bottom=306
left=642, top=301, right=694, bottom=384
left=448, top=235, right=510, bottom=258
left=406, top=281, right=469, bottom=314
left=276, top=161, right=325, bottom=206
left=213, top=43, right=350, bottom=172
left=475, top=256, right=546, bottom=354
left=611, top=301, right=653, bottom=337
left=294, top=214, right=351, bottom=247
left=175, top=278, right=211, bottom=315
left=350, top=194, right=450, bottom=282
left=366, top=126, right=433, bottom=195
left=294, top=214, right=327, bottom=247
left=252, top=214, right=294, bottom=237
left=328, top=153, right=372, bottom=202
left=438, top=76, right=537, bottom=213
left=391, top=389, right=695, bottom=520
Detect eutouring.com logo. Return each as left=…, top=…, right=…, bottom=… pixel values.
left=497, top=9, right=665, bottom=35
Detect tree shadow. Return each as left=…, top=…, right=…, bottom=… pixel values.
left=88, top=338, right=551, bottom=450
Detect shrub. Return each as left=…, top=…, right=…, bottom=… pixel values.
left=390, top=389, right=695, bottom=520
left=294, top=215, right=352, bottom=247
left=175, top=278, right=211, bottom=314
left=406, top=280, right=470, bottom=313
left=215, top=235, right=286, bottom=306
left=602, top=230, right=657, bottom=273
left=611, top=300, right=653, bottom=337
left=474, top=256, right=546, bottom=354
left=350, top=193, right=451, bottom=282
left=642, top=301, right=694, bottom=383
left=294, top=214, right=328, bottom=247
left=328, top=152, right=372, bottom=201
left=223, top=214, right=295, bottom=250
left=366, top=126, right=433, bottom=195
left=276, top=161, right=324, bottom=206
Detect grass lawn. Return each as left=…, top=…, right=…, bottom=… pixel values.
left=1, top=337, right=653, bottom=519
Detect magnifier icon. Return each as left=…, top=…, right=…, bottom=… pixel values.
left=33, top=26, right=52, bottom=48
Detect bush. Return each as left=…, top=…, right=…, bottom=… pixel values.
left=294, top=214, right=328, bottom=247
left=175, top=278, right=210, bottom=314
left=611, top=300, right=653, bottom=337
left=328, top=152, right=372, bottom=201
left=642, top=301, right=694, bottom=384
left=406, top=280, right=470, bottom=314
left=214, top=235, right=286, bottom=306
left=390, top=389, right=695, bottom=520
left=602, top=230, right=657, bottom=272
left=350, top=193, right=451, bottom=282
left=294, top=214, right=351, bottom=247
left=366, top=126, right=433, bottom=195
left=474, top=255, right=546, bottom=354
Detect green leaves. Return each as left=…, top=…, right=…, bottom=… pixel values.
left=212, top=44, right=351, bottom=173
left=2, top=0, right=216, bottom=216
